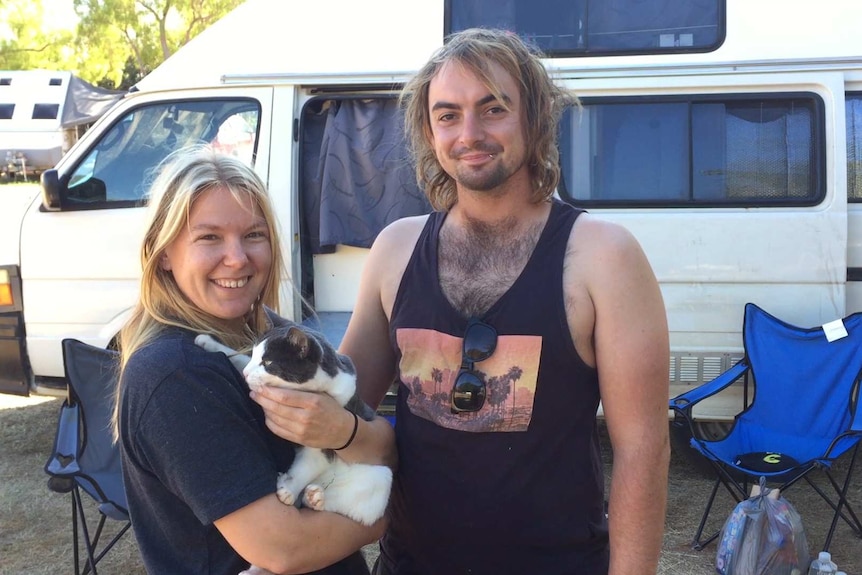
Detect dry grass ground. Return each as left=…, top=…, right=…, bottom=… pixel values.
left=1, top=393, right=860, bottom=574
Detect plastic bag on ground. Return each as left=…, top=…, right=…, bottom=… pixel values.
left=715, top=476, right=810, bottom=575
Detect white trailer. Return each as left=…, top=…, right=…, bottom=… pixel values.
left=0, top=70, right=122, bottom=181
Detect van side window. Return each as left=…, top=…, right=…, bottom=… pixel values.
left=0, top=104, right=13, bottom=120
left=847, top=93, right=862, bottom=202
left=559, top=94, right=823, bottom=206
left=446, top=0, right=724, bottom=56
left=64, top=99, right=260, bottom=207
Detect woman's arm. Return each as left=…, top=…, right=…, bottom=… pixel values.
left=251, top=386, right=396, bottom=468
left=216, top=494, right=385, bottom=574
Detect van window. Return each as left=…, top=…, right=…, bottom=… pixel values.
left=0, top=104, right=13, bottom=120
left=64, top=98, right=261, bottom=207
left=446, top=0, right=724, bottom=56
left=559, top=94, right=823, bottom=206
left=847, top=93, right=862, bottom=202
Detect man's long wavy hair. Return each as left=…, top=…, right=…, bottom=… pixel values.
left=400, top=27, right=577, bottom=211
left=112, top=144, right=285, bottom=437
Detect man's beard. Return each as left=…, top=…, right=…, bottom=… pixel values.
left=454, top=157, right=522, bottom=192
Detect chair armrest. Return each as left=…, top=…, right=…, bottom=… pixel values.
left=669, top=359, right=750, bottom=415
left=44, top=400, right=82, bottom=478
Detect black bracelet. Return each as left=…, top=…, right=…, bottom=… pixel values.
left=334, top=411, right=359, bottom=451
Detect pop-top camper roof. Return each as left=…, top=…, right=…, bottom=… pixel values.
left=133, top=0, right=445, bottom=92
left=132, top=0, right=862, bottom=95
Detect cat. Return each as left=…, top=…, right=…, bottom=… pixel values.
left=194, top=323, right=392, bottom=528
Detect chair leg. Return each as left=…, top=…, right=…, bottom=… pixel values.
left=692, top=477, right=722, bottom=550
left=692, top=461, right=753, bottom=550
left=71, top=491, right=81, bottom=575
left=72, top=487, right=100, bottom=575
left=821, top=444, right=862, bottom=551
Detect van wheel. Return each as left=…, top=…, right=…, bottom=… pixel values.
left=670, top=417, right=733, bottom=476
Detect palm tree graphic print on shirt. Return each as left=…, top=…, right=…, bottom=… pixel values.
left=395, top=327, right=541, bottom=433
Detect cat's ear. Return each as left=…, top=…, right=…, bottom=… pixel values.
left=287, top=327, right=311, bottom=358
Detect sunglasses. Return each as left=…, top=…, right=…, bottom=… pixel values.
left=450, top=318, right=498, bottom=413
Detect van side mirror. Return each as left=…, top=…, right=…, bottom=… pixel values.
left=40, top=169, right=62, bottom=211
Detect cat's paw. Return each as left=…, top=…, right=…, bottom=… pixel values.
left=194, top=334, right=251, bottom=371
left=239, top=566, right=276, bottom=575
left=194, top=334, right=222, bottom=352
left=303, top=483, right=326, bottom=511
left=276, top=473, right=297, bottom=506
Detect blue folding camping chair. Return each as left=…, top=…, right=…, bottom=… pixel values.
left=44, top=339, right=131, bottom=575
left=670, top=303, right=862, bottom=551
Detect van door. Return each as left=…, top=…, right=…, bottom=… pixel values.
left=19, top=87, right=273, bottom=384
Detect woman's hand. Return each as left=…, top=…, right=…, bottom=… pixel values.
left=250, top=386, right=355, bottom=450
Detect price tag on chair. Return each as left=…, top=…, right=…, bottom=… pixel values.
left=822, top=319, right=848, bottom=342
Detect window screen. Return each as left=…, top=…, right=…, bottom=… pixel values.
left=560, top=95, right=822, bottom=206
left=446, top=0, right=724, bottom=56
left=847, top=94, right=862, bottom=202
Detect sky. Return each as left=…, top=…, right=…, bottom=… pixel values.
left=41, top=0, right=79, bottom=33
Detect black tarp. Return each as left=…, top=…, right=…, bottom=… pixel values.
left=60, top=75, right=124, bottom=129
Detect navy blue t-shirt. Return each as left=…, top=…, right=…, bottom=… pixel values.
left=120, top=327, right=367, bottom=574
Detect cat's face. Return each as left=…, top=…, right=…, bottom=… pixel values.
left=243, top=325, right=356, bottom=406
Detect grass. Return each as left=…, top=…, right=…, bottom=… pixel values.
left=1, top=393, right=860, bottom=574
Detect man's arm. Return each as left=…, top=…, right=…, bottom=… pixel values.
left=340, top=216, right=428, bottom=409
left=576, top=217, right=670, bottom=575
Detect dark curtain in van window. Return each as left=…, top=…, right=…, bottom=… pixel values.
left=302, top=99, right=431, bottom=254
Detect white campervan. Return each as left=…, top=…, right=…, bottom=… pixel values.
left=1, top=0, right=861, bottom=444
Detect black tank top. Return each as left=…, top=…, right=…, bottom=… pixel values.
left=382, top=200, right=609, bottom=575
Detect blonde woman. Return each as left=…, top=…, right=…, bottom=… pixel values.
left=115, top=145, right=393, bottom=574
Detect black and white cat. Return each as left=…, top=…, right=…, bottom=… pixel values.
left=195, top=324, right=392, bottom=528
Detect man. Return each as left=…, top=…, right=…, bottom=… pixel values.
left=340, top=28, right=670, bottom=574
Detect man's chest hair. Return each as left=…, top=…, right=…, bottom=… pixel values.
left=438, top=220, right=543, bottom=317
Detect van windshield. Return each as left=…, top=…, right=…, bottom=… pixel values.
left=65, top=98, right=260, bottom=205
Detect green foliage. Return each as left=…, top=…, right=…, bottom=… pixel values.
left=0, top=1, right=77, bottom=71
left=0, top=0, right=245, bottom=89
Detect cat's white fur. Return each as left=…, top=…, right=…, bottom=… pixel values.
left=194, top=334, right=392, bottom=527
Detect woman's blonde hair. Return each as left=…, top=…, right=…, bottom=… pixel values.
left=400, top=27, right=578, bottom=211
left=113, top=144, right=284, bottom=435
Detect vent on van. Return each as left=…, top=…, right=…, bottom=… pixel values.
left=669, top=352, right=744, bottom=385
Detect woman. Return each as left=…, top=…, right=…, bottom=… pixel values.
left=114, top=144, right=393, bottom=574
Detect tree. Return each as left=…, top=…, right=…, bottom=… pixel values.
left=0, top=0, right=244, bottom=89
left=0, top=1, right=77, bottom=71
left=74, top=0, right=245, bottom=88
